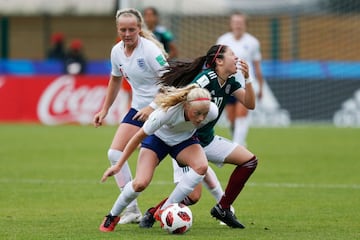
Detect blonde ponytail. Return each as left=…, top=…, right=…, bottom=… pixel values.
left=155, top=84, right=211, bottom=111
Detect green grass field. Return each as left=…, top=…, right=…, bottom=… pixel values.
left=1, top=124, right=359, bottom=240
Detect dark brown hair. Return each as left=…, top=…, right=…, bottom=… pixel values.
left=160, top=44, right=227, bottom=87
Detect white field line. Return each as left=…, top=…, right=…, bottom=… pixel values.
left=0, top=178, right=359, bottom=190
left=247, top=182, right=360, bottom=189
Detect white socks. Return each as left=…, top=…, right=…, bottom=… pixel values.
left=110, top=181, right=140, bottom=216
left=233, top=117, right=250, bottom=146
left=107, top=149, right=138, bottom=209
left=108, top=149, right=133, bottom=188
left=162, top=168, right=204, bottom=209
left=202, top=166, right=224, bottom=202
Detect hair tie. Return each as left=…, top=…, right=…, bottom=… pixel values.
left=190, top=98, right=211, bottom=102
left=209, top=45, right=223, bottom=66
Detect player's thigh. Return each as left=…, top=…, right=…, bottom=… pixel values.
left=176, top=144, right=207, bottom=174
left=235, top=101, right=248, bottom=117
left=110, top=123, right=140, bottom=150
left=225, top=104, right=236, bottom=123
left=204, top=136, right=236, bottom=167
left=224, top=145, right=254, bottom=165
left=132, top=148, right=159, bottom=191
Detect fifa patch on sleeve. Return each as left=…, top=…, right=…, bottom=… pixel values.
left=156, top=55, right=167, bottom=66
left=196, top=75, right=210, bottom=88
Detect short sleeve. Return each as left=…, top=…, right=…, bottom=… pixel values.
left=110, top=45, right=122, bottom=77
left=145, top=42, right=168, bottom=78
left=143, top=108, right=170, bottom=135
left=207, top=102, right=219, bottom=122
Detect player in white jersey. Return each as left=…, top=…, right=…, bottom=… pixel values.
left=139, top=44, right=257, bottom=229
left=217, top=11, right=264, bottom=146
left=93, top=8, right=168, bottom=225
left=98, top=84, right=218, bottom=232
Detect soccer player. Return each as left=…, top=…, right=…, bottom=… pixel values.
left=217, top=11, right=264, bottom=146
left=143, top=6, right=178, bottom=59
left=93, top=8, right=168, bottom=224
left=140, top=44, right=258, bottom=229
left=99, top=84, right=218, bottom=232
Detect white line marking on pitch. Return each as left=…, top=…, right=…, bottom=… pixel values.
left=247, top=182, right=360, bottom=189
left=0, top=178, right=359, bottom=189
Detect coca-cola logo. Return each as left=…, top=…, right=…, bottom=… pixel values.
left=0, top=77, right=5, bottom=88
left=37, top=75, right=127, bottom=125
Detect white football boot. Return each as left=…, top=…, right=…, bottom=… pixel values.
left=118, top=205, right=142, bottom=224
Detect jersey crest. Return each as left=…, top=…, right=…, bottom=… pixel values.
left=225, top=84, right=232, bottom=94
left=137, top=58, right=146, bottom=70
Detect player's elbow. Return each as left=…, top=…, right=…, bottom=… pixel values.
left=248, top=103, right=255, bottom=110
left=245, top=101, right=255, bottom=110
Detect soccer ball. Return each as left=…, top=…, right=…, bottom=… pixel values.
left=160, top=203, right=193, bottom=234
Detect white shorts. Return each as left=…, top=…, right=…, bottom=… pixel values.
left=173, top=135, right=237, bottom=183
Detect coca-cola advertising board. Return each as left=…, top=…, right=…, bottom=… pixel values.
left=0, top=75, right=129, bottom=125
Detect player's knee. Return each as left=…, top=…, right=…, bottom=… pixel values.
left=192, top=164, right=208, bottom=176
left=107, top=149, right=122, bottom=166
left=243, top=156, right=258, bottom=169
left=132, top=179, right=149, bottom=192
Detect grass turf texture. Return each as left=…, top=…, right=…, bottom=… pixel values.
left=0, top=124, right=359, bottom=240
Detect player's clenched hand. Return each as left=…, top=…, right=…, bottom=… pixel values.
left=133, top=106, right=154, bottom=122
left=101, top=166, right=120, bottom=182
left=93, top=109, right=108, bottom=128
left=237, top=60, right=249, bottom=79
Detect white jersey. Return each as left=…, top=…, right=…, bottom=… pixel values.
left=143, top=102, right=218, bottom=146
left=217, top=32, right=261, bottom=86
left=111, top=37, right=168, bottom=110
